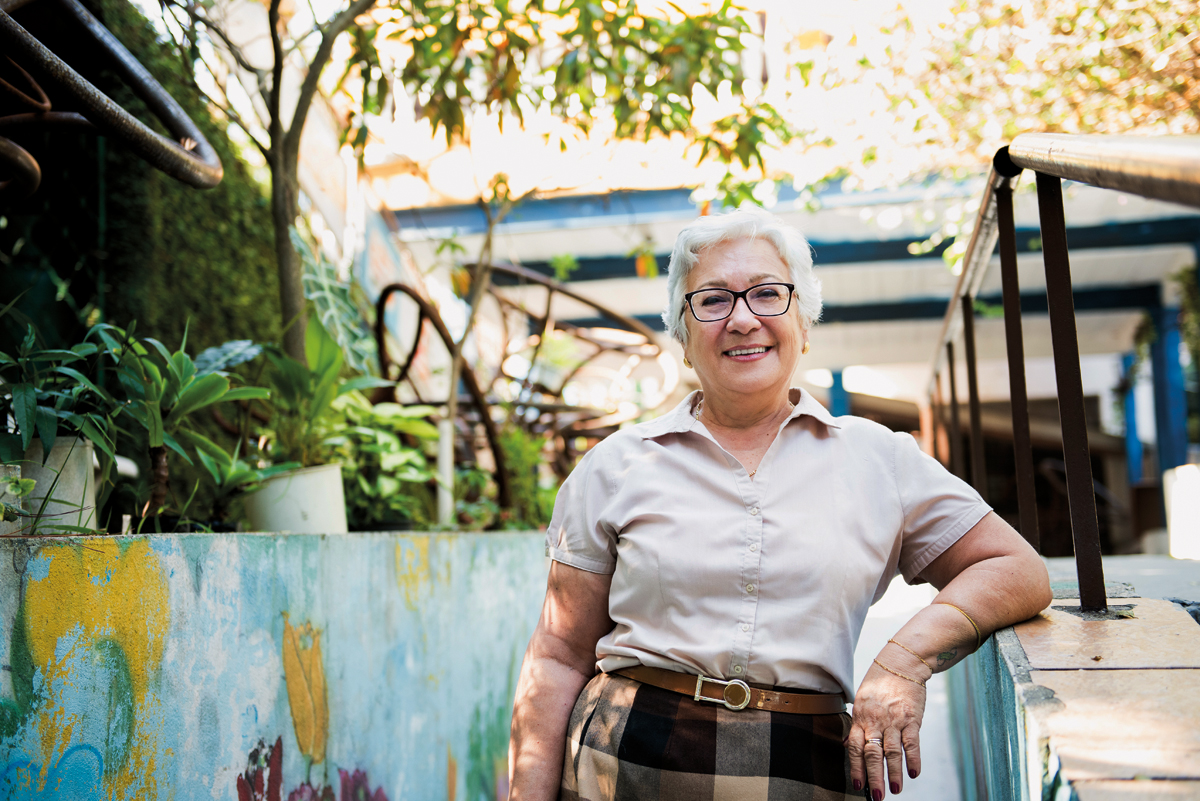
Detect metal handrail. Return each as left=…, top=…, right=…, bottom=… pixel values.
left=0, top=0, right=223, bottom=198
left=924, top=133, right=1200, bottom=613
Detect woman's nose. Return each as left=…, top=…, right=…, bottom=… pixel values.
left=726, top=296, right=761, bottom=331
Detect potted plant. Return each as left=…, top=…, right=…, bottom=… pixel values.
left=108, top=326, right=271, bottom=523
left=244, top=316, right=390, bottom=533
left=325, top=394, right=438, bottom=531
left=0, top=323, right=125, bottom=533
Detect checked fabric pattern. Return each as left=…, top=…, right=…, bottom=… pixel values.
left=561, top=672, right=866, bottom=801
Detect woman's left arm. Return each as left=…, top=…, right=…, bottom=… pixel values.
left=848, top=511, right=1052, bottom=799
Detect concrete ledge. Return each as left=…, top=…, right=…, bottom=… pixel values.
left=949, top=557, right=1200, bottom=801
left=0, top=531, right=548, bottom=800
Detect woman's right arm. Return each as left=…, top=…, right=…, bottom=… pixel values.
left=508, top=561, right=615, bottom=801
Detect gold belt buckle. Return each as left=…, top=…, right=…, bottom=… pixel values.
left=694, top=674, right=751, bottom=711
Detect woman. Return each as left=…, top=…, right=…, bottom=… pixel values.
left=508, top=207, right=1051, bottom=801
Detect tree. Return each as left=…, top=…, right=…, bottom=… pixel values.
left=154, top=0, right=798, bottom=363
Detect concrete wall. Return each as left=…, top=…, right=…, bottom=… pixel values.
left=0, top=532, right=547, bottom=800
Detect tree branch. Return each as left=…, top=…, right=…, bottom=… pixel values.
left=282, top=0, right=378, bottom=162
left=268, top=0, right=286, bottom=151
left=164, top=0, right=268, bottom=81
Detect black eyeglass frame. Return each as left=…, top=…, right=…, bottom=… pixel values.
left=683, top=282, right=797, bottom=323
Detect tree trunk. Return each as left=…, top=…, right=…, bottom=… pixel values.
left=147, top=445, right=169, bottom=515
left=271, top=155, right=306, bottom=363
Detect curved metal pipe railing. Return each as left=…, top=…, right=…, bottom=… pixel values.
left=0, top=0, right=222, bottom=200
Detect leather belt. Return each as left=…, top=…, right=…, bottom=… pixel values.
left=614, top=665, right=846, bottom=715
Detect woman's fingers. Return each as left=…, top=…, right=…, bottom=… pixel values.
left=883, top=728, right=905, bottom=795
left=902, top=723, right=922, bottom=780
left=846, top=728, right=867, bottom=793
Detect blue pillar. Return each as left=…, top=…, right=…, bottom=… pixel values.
left=829, top=370, right=850, bottom=417
left=1122, top=352, right=1143, bottom=484
left=1151, top=307, right=1189, bottom=474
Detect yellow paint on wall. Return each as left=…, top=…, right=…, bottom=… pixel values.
left=447, top=745, right=457, bottom=801
left=281, top=614, right=329, bottom=764
left=23, top=539, right=169, bottom=798
left=395, top=536, right=431, bottom=610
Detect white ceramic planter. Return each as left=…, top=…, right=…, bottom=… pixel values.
left=244, top=463, right=348, bottom=534
left=23, top=437, right=96, bottom=533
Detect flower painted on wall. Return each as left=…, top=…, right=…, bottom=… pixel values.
left=237, top=737, right=283, bottom=801
left=281, top=614, right=329, bottom=766
left=339, top=768, right=390, bottom=801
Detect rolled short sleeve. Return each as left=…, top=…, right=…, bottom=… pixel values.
left=545, top=445, right=619, bottom=575
left=892, top=431, right=992, bottom=583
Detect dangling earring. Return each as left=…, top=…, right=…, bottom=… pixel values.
left=802, top=341, right=811, bottom=355
left=683, top=355, right=693, bottom=368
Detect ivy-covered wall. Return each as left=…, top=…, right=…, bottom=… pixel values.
left=0, top=0, right=280, bottom=355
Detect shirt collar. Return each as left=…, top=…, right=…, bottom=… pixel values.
left=639, top=387, right=841, bottom=439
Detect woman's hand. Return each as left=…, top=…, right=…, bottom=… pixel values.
left=847, top=659, right=928, bottom=799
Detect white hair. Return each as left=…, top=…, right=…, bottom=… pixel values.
left=661, top=206, right=822, bottom=347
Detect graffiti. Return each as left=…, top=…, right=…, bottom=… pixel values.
left=0, top=743, right=104, bottom=800
left=3, top=540, right=168, bottom=798
left=236, top=737, right=387, bottom=801
left=282, top=615, right=329, bottom=768
left=0, top=532, right=545, bottom=800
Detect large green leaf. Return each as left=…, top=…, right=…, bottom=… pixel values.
left=194, top=340, right=263, bottom=376
left=77, top=415, right=117, bottom=462
left=337, top=376, right=395, bottom=397
left=142, top=360, right=164, bottom=403
left=220, top=387, right=270, bottom=402
left=0, top=432, right=21, bottom=463
left=54, top=367, right=112, bottom=403
left=164, top=373, right=230, bottom=430
left=196, top=448, right=224, bottom=485
left=171, top=350, right=197, bottom=391
left=175, top=429, right=229, bottom=463
left=162, top=431, right=193, bottom=464
left=33, top=406, right=57, bottom=455
left=304, top=316, right=344, bottom=384
left=10, top=383, right=35, bottom=451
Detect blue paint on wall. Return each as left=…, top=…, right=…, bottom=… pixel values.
left=1152, top=306, right=1189, bottom=473
left=829, top=371, right=850, bottom=417
left=1122, top=352, right=1143, bottom=484
left=0, top=532, right=548, bottom=801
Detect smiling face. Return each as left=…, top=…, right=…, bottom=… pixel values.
left=682, top=237, right=807, bottom=403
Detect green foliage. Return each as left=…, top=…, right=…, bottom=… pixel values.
left=292, top=227, right=378, bottom=376
left=496, top=424, right=556, bottom=529
left=264, top=316, right=393, bottom=467
left=326, top=396, right=438, bottom=530
left=549, top=254, right=580, bottom=283
left=192, top=437, right=300, bottom=522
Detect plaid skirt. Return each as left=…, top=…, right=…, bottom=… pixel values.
left=561, top=671, right=864, bottom=801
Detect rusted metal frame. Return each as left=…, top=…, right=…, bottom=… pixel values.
left=1034, top=172, right=1107, bottom=611
left=1009, top=133, right=1200, bottom=210
left=946, top=341, right=964, bottom=480
left=960, top=293, right=988, bottom=501
left=926, top=167, right=1007, bottom=394
left=373, top=282, right=512, bottom=512
left=374, top=284, right=425, bottom=389
left=512, top=283, right=556, bottom=418
left=0, top=135, right=38, bottom=197
left=0, top=55, right=49, bottom=110
left=0, top=0, right=222, bottom=189
left=993, top=151, right=1041, bottom=550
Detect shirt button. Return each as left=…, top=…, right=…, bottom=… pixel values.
left=732, top=665, right=744, bottom=674
left=749, top=507, right=760, bottom=516
left=749, top=543, right=758, bottom=552
left=741, top=623, right=750, bottom=632
left=746, top=583, right=756, bottom=593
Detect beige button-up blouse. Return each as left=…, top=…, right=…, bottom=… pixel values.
left=546, top=388, right=991, bottom=700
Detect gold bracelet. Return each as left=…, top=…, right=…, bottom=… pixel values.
left=936, top=602, right=982, bottom=649
left=888, top=638, right=933, bottom=671
left=872, top=658, right=926, bottom=687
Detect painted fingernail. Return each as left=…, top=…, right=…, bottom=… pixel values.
left=852, top=779, right=862, bottom=791
left=873, top=789, right=883, bottom=801
left=891, top=782, right=900, bottom=794
left=909, top=768, right=917, bottom=779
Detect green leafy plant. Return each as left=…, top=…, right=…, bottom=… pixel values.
left=111, top=326, right=271, bottom=516
left=264, top=315, right=393, bottom=468
left=191, top=438, right=300, bottom=523
left=326, top=395, right=439, bottom=530
left=496, top=424, right=557, bottom=530
left=0, top=475, right=35, bottom=524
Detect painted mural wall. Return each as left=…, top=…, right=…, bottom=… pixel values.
left=0, top=531, right=548, bottom=800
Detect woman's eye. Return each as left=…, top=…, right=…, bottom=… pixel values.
left=700, top=295, right=728, bottom=307
left=752, top=287, right=781, bottom=299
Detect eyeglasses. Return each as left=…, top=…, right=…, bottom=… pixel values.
left=683, top=283, right=796, bottom=322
